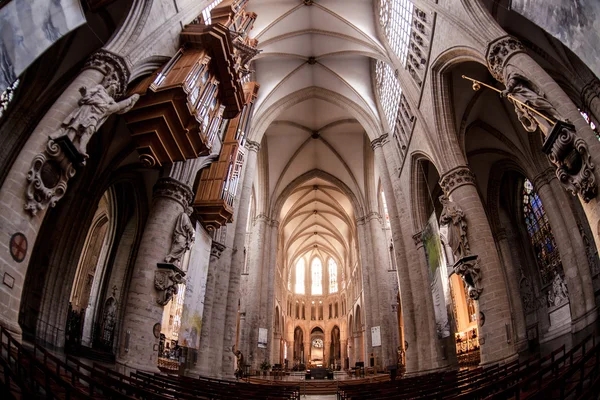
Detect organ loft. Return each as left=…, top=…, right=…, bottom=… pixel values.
left=0, top=0, right=600, bottom=399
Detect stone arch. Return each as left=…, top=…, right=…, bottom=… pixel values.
left=249, top=86, right=383, bottom=145
left=409, top=152, right=444, bottom=233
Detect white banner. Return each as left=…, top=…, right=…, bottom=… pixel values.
left=258, top=327, right=268, bottom=348
left=371, top=326, right=381, bottom=347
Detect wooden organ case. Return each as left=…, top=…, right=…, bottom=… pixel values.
left=124, top=0, right=258, bottom=168
left=193, top=81, right=259, bottom=231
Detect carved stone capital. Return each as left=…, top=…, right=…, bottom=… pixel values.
left=245, top=140, right=261, bottom=153
left=412, top=231, right=423, bottom=248
left=485, top=36, right=526, bottom=82
left=355, top=216, right=366, bottom=226
left=25, top=140, right=77, bottom=216
left=453, top=255, right=483, bottom=300
left=210, top=241, right=226, bottom=261
left=370, top=134, right=389, bottom=150
left=83, top=49, right=130, bottom=99
left=581, top=79, right=600, bottom=110
left=439, top=166, right=476, bottom=196
left=542, top=121, right=597, bottom=202
left=495, top=228, right=507, bottom=242
left=270, top=219, right=280, bottom=228
left=532, top=168, right=554, bottom=191
left=152, top=177, right=194, bottom=209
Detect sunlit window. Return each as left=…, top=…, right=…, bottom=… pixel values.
left=311, top=258, right=323, bottom=295
left=328, top=258, right=338, bottom=293
left=381, top=191, right=391, bottom=228
left=522, top=178, right=562, bottom=286
left=202, top=0, right=223, bottom=25
left=295, top=258, right=305, bottom=294
left=375, top=60, right=402, bottom=131
left=379, top=0, right=414, bottom=66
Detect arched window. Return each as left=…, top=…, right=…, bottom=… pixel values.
left=580, top=110, right=599, bottom=140
left=328, top=258, right=338, bottom=293
left=522, top=178, right=562, bottom=286
left=381, top=191, right=391, bottom=228
left=379, top=0, right=414, bottom=65
left=375, top=60, right=402, bottom=132
left=311, top=258, right=323, bottom=295
left=0, top=79, right=19, bottom=120
left=295, top=258, right=305, bottom=294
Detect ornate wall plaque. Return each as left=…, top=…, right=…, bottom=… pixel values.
left=9, top=232, right=27, bottom=262
left=153, top=323, right=161, bottom=338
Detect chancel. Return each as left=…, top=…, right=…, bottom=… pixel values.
left=1, top=0, right=600, bottom=399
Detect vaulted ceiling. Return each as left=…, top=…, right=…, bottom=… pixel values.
left=246, top=0, right=385, bottom=282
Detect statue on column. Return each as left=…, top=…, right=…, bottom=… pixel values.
left=51, top=72, right=139, bottom=159
left=165, top=209, right=195, bottom=267
left=439, top=194, right=483, bottom=300
left=501, top=65, right=562, bottom=137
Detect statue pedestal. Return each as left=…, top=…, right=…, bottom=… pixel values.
left=53, top=135, right=86, bottom=166
left=453, top=255, right=482, bottom=300
left=157, top=262, right=186, bottom=276
left=541, top=302, right=571, bottom=343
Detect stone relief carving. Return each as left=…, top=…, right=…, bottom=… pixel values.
left=164, top=209, right=195, bottom=266
left=25, top=140, right=76, bottom=216
left=155, top=268, right=185, bottom=306
left=210, top=241, right=226, bottom=262
left=547, top=273, right=569, bottom=308
left=438, top=194, right=483, bottom=300
left=519, top=269, right=536, bottom=314
left=153, top=177, right=194, bottom=209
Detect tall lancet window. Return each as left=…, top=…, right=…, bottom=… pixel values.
left=379, top=0, right=414, bottom=65
left=328, top=258, right=338, bottom=293
left=295, top=258, right=305, bottom=294
left=311, top=258, right=323, bottom=295
left=522, top=178, right=562, bottom=286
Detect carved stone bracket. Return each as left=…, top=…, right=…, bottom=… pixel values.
left=439, top=166, right=476, bottom=196
left=453, top=255, right=483, bottom=300
left=155, top=263, right=185, bottom=306
left=153, top=177, right=194, bottom=209
left=83, top=49, right=130, bottom=99
left=485, top=36, right=525, bottom=83
left=24, top=139, right=77, bottom=216
left=542, top=121, right=597, bottom=202
left=210, top=241, right=226, bottom=262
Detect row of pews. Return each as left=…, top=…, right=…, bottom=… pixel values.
left=0, top=326, right=299, bottom=399
left=337, top=334, right=600, bottom=400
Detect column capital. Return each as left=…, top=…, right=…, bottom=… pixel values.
left=245, top=140, right=261, bottom=153
left=485, top=35, right=526, bottom=83
left=82, top=49, right=130, bottom=98
left=370, top=133, right=389, bottom=150
left=210, top=241, right=226, bottom=261
left=532, top=167, right=554, bottom=190
left=581, top=78, right=600, bottom=110
left=412, top=231, right=423, bottom=248
left=439, top=166, right=476, bottom=196
left=153, top=177, right=193, bottom=209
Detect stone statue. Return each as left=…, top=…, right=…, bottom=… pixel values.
left=51, top=73, right=139, bottom=159
left=232, top=345, right=244, bottom=379
left=547, top=273, right=569, bottom=308
left=501, top=64, right=563, bottom=137
left=165, top=209, right=195, bottom=266
left=439, top=195, right=469, bottom=260
left=155, top=269, right=185, bottom=306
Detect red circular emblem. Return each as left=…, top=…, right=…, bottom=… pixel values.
left=10, top=233, right=27, bottom=263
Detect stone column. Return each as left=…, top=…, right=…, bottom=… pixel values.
left=486, top=36, right=600, bottom=267
left=117, top=177, right=193, bottom=371
left=194, top=241, right=225, bottom=376
left=533, top=169, right=597, bottom=331
left=0, top=50, right=129, bottom=340
left=219, top=140, right=260, bottom=376
left=263, top=219, right=279, bottom=364
left=495, top=229, right=528, bottom=351
left=373, top=135, right=419, bottom=372
left=439, top=166, right=517, bottom=365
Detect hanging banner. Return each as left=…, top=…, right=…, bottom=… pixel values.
left=371, top=326, right=381, bottom=347
left=258, top=327, right=268, bottom=348
left=0, top=0, right=86, bottom=92
left=422, top=212, right=451, bottom=338
left=179, top=222, right=212, bottom=349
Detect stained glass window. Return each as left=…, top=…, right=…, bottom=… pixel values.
left=0, top=79, right=19, bottom=120
left=295, top=258, right=305, bottom=294
left=375, top=60, right=402, bottom=131
left=522, top=178, right=562, bottom=286
left=580, top=110, right=600, bottom=141
left=311, top=258, right=323, bottom=295
left=328, top=258, right=338, bottom=293
left=379, top=0, right=414, bottom=66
